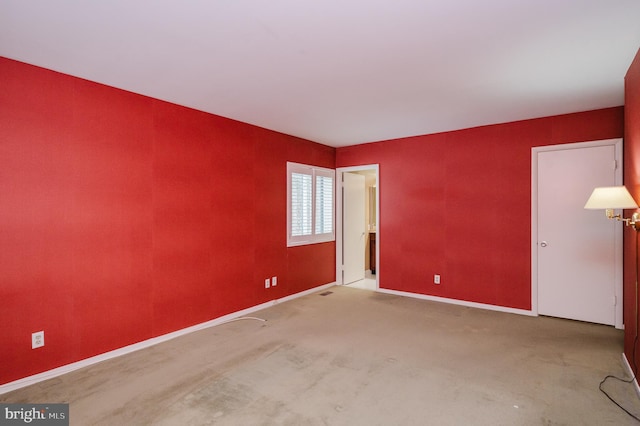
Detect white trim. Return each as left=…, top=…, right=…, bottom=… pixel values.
left=377, top=288, right=536, bottom=317
left=336, top=165, right=380, bottom=290
left=0, top=281, right=335, bottom=395
left=531, top=138, right=624, bottom=329
left=622, top=352, right=640, bottom=398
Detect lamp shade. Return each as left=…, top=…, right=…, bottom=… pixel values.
left=584, top=186, right=639, bottom=209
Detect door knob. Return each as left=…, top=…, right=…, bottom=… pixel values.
left=540, top=241, right=548, bottom=247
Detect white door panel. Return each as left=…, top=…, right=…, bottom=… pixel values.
left=537, top=145, right=617, bottom=325
left=343, top=173, right=366, bottom=284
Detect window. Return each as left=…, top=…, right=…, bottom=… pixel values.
left=287, top=162, right=335, bottom=246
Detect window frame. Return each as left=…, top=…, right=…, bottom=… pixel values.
left=287, top=162, right=335, bottom=247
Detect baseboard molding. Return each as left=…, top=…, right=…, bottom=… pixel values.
left=0, top=281, right=335, bottom=395
left=622, top=352, right=640, bottom=398
left=377, top=288, right=536, bottom=317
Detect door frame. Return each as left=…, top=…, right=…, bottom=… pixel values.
left=336, top=164, right=380, bottom=288
left=531, top=138, right=623, bottom=328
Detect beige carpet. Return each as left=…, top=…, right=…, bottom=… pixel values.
left=2, top=286, right=639, bottom=425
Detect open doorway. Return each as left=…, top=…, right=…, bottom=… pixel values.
left=336, top=165, right=379, bottom=291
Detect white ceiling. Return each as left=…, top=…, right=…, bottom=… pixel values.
left=1, top=1, right=639, bottom=147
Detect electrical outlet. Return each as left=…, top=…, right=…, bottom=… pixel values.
left=272, top=276, right=277, bottom=286
left=32, top=331, right=45, bottom=349
left=265, top=278, right=270, bottom=289
left=434, top=274, right=441, bottom=285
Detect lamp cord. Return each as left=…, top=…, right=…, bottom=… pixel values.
left=599, top=228, right=640, bottom=421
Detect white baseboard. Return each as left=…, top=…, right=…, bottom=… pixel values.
left=377, top=288, right=536, bottom=317
left=622, top=352, right=640, bottom=398
left=0, top=281, right=335, bottom=395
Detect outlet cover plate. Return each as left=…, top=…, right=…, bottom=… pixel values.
left=32, top=331, right=44, bottom=349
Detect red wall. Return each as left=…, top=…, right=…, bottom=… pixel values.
left=0, top=57, right=336, bottom=385
left=1, top=52, right=632, bottom=388
left=337, top=108, right=624, bottom=310
left=624, top=48, right=640, bottom=373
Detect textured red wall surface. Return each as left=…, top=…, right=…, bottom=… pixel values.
left=624, top=48, right=640, bottom=373
left=0, top=57, right=335, bottom=385
left=337, top=108, right=624, bottom=310
left=0, top=52, right=630, bottom=387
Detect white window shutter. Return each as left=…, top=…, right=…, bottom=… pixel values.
left=291, top=172, right=312, bottom=236
left=315, top=174, right=333, bottom=235
left=287, top=162, right=335, bottom=246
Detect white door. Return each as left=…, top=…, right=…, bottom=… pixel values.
left=536, top=143, right=618, bottom=325
left=343, top=172, right=366, bottom=284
